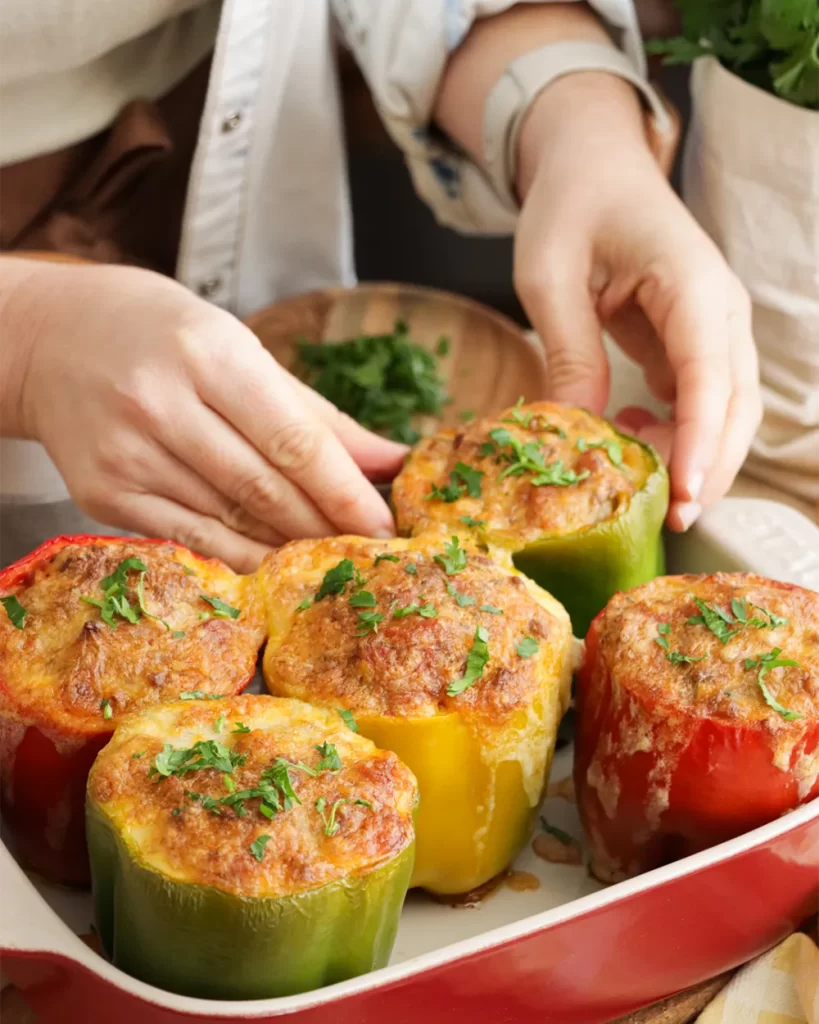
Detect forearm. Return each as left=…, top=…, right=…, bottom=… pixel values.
left=0, top=256, right=50, bottom=438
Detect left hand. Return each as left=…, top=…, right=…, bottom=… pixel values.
left=514, top=71, right=761, bottom=531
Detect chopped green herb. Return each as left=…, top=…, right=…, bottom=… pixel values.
left=516, top=637, right=539, bottom=658
left=436, top=336, right=450, bottom=357
left=182, top=566, right=196, bottom=576
left=250, top=834, right=271, bottom=862
left=258, top=803, right=275, bottom=820
left=232, top=722, right=251, bottom=734
left=0, top=595, right=27, bottom=629
left=338, top=709, right=359, bottom=732
left=179, top=691, right=225, bottom=701
left=214, top=713, right=226, bottom=734
left=404, top=563, right=418, bottom=576
left=393, top=602, right=437, bottom=619
left=81, top=557, right=152, bottom=630
left=576, top=437, right=623, bottom=466
left=540, top=816, right=574, bottom=845
left=223, top=774, right=236, bottom=793
left=316, top=559, right=356, bottom=601
left=502, top=397, right=533, bottom=428
left=101, top=699, right=113, bottom=720
left=448, top=626, right=490, bottom=697
left=459, top=515, right=486, bottom=528
left=452, top=462, right=483, bottom=498
left=355, top=610, right=384, bottom=636
left=658, top=623, right=671, bottom=635
left=489, top=429, right=588, bottom=487
left=459, top=408, right=475, bottom=422
left=350, top=590, right=377, bottom=608
left=427, top=462, right=484, bottom=503
left=171, top=630, right=186, bottom=639
left=434, top=536, right=467, bottom=575
left=480, top=604, right=503, bottom=615
left=315, top=742, right=342, bottom=773
left=744, top=649, right=803, bottom=721
left=315, top=796, right=372, bottom=837
left=296, top=597, right=311, bottom=612
left=149, top=739, right=247, bottom=780
left=445, top=581, right=476, bottom=608
left=294, top=319, right=450, bottom=445
left=131, top=751, right=145, bottom=759
left=200, top=594, right=241, bottom=619
left=478, top=441, right=496, bottom=457
left=666, top=651, right=708, bottom=666
left=172, top=808, right=182, bottom=817
left=686, top=597, right=740, bottom=644
left=374, top=553, right=400, bottom=566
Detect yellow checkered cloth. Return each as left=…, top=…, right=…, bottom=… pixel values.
left=698, top=934, right=819, bottom=1024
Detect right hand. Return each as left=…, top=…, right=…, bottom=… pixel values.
left=4, top=259, right=406, bottom=572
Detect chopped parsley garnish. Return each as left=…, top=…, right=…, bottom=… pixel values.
left=478, top=441, right=496, bottom=457
left=393, top=602, right=437, bottom=619
left=540, top=817, right=574, bottom=845
left=214, top=713, right=226, bottom=734
left=489, top=429, right=588, bottom=487
left=250, top=834, right=272, bottom=862
left=480, top=604, right=503, bottom=615
left=81, top=557, right=154, bottom=630
left=315, top=742, right=342, bottom=773
left=223, top=774, right=236, bottom=793
left=666, top=651, right=707, bottom=666
left=296, top=597, right=311, bottom=612
left=350, top=590, right=377, bottom=608
left=743, top=649, right=803, bottom=721
left=427, top=462, right=484, bottom=502
left=374, top=553, right=400, bottom=566
left=315, top=559, right=356, bottom=601
left=0, top=595, right=27, bottom=630
left=200, top=594, right=241, bottom=619
left=293, top=319, right=449, bottom=445
left=232, top=722, right=251, bottom=734
left=434, top=536, right=467, bottom=575
left=172, top=808, right=182, bottom=817
left=687, top=594, right=788, bottom=645
left=315, top=796, right=372, bottom=837
left=355, top=609, right=384, bottom=636
left=445, top=581, right=476, bottom=608
left=338, top=709, right=359, bottom=732
left=459, top=515, right=486, bottom=528
left=149, top=740, right=247, bottom=780
left=576, top=437, right=623, bottom=466
left=448, top=626, right=490, bottom=696
left=179, top=691, right=225, bottom=701
left=182, top=566, right=196, bottom=576
left=502, top=397, right=533, bottom=428
left=516, top=637, right=539, bottom=658
left=131, top=751, right=145, bottom=759
left=404, top=563, right=418, bottom=575
left=459, top=408, right=475, bottom=422
left=171, top=630, right=186, bottom=639
left=101, top=699, right=113, bottom=720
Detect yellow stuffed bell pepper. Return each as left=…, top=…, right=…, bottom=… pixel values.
left=392, top=400, right=668, bottom=637
left=259, top=534, right=573, bottom=896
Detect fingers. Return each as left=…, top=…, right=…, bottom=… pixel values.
left=514, top=239, right=610, bottom=414
left=98, top=493, right=271, bottom=574
left=193, top=339, right=396, bottom=538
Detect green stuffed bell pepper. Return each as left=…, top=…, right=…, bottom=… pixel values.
left=86, top=695, right=417, bottom=1000
left=392, top=400, right=668, bottom=636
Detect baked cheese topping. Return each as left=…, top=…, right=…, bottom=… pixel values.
left=392, top=401, right=655, bottom=546
left=87, top=695, right=417, bottom=899
left=0, top=539, right=265, bottom=732
left=599, top=573, right=819, bottom=725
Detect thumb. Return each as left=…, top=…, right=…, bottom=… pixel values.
left=515, top=262, right=610, bottom=413
left=287, top=372, right=409, bottom=480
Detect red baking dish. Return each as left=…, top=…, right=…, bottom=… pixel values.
left=2, top=498, right=818, bottom=1024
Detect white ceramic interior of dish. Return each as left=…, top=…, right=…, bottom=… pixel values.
left=2, top=497, right=818, bottom=1018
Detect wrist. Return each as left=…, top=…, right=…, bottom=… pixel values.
left=517, top=70, right=654, bottom=200
left=0, top=258, right=48, bottom=439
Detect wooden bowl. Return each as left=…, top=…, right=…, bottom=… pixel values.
left=243, top=283, right=548, bottom=431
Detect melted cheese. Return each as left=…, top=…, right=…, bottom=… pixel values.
left=87, top=695, right=417, bottom=898
left=392, top=401, right=654, bottom=548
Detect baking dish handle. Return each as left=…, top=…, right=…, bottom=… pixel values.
left=0, top=841, right=88, bottom=960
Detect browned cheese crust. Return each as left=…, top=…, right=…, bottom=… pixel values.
left=259, top=534, right=570, bottom=728
left=87, top=695, right=417, bottom=898
left=392, top=401, right=653, bottom=547
left=598, top=573, right=819, bottom=724
left=0, top=540, right=265, bottom=733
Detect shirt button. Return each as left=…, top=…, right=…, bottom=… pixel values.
left=197, top=277, right=222, bottom=298
left=221, top=111, right=242, bottom=133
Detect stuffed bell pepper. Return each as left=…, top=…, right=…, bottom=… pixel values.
left=392, top=400, right=668, bottom=635
left=575, top=572, right=819, bottom=883
left=0, top=534, right=265, bottom=884
left=86, top=694, right=417, bottom=999
left=259, top=534, right=573, bottom=896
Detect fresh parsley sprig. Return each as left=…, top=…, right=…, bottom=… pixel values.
left=447, top=625, right=490, bottom=696
left=576, top=437, right=623, bottom=467
left=489, top=429, right=589, bottom=487
left=315, top=796, right=372, bottom=837
left=434, top=536, right=467, bottom=575
left=0, top=595, right=27, bottom=630
left=743, top=648, right=803, bottom=721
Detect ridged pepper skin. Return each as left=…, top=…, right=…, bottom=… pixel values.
left=511, top=438, right=668, bottom=637
left=0, top=534, right=261, bottom=886
left=357, top=712, right=536, bottom=894
left=86, top=802, right=414, bottom=1000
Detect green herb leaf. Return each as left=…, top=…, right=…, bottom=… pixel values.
left=459, top=515, right=486, bottom=528
left=744, top=648, right=803, bottom=721
left=179, top=691, right=225, bottom=701
left=223, top=774, right=236, bottom=793
left=404, top=563, right=418, bottom=575
left=434, top=536, right=467, bottom=575
left=200, top=594, right=241, bottom=619
left=132, top=751, right=145, bottom=759
left=315, top=795, right=370, bottom=836
left=374, top=553, right=400, bottom=566
left=150, top=740, right=247, bottom=780
left=480, top=604, right=503, bottom=615
left=501, top=397, right=532, bottom=428
left=316, top=559, right=356, bottom=601
left=666, top=651, right=708, bottom=666
left=459, top=408, right=475, bottom=422
left=445, top=581, right=476, bottom=608
left=296, top=597, right=311, bottom=612
left=478, top=441, right=496, bottom=457
left=436, top=336, right=450, bottom=357
left=447, top=626, right=490, bottom=696
left=350, top=590, right=377, bottom=608
left=576, top=437, right=623, bottom=466
left=101, top=699, right=113, bottom=720
left=214, top=713, right=226, bottom=734
left=338, top=708, right=359, bottom=732
left=315, top=741, right=342, bottom=773
left=687, top=597, right=740, bottom=644
left=250, top=834, right=271, bottom=862
left=172, top=630, right=186, bottom=639
left=172, top=808, right=182, bottom=817
left=490, top=429, right=588, bottom=487
left=452, top=462, right=483, bottom=498
left=355, top=610, right=384, bottom=636
left=1, top=595, right=27, bottom=629
left=516, top=636, right=539, bottom=658
left=540, top=816, right=574, bottom=845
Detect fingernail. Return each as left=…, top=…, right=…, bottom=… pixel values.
left=684, top=471, right=704, bottom=503
left=373, top=527, right=396, bottom=540
left=675, top=501, right=701, bottom=532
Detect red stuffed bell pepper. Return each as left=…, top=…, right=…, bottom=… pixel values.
left=0, top=535, right=265, bottom=885
left=575, top=572, right=819, bottom=883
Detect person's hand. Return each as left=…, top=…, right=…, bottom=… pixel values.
left=514, top=72, right=761, bottom=531
left=4, top=260, right=405, bottom=571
